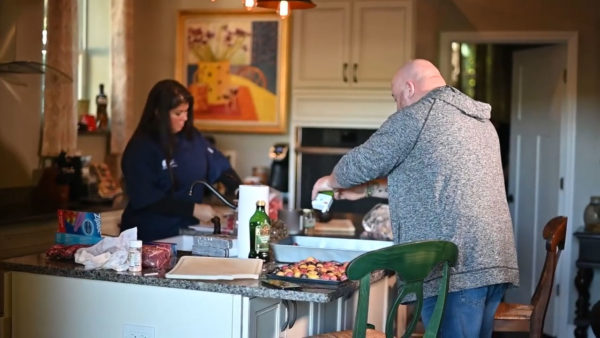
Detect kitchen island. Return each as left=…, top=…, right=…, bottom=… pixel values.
left=0, top=251, right=394, bottom=338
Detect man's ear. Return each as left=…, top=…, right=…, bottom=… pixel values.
left=406, top=81, right=415, bottom=97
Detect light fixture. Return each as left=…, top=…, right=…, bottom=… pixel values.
left=256, top=0, right=316, bottom=19
left=243, top=0, right=257, bottom=10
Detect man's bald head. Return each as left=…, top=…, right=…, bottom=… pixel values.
left=391, top=59, right=446, bottom=110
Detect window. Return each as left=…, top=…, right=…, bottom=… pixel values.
left=77, top=0, right=110, bottom=117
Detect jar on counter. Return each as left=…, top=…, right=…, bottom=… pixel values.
left=301, top=209, right=316, bottom=235
left=584, top=196, right=600, bottom=232
left=128, top=240, right=143, bottom=272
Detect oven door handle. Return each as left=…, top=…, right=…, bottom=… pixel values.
left=295, top=146, right=353, bottom=155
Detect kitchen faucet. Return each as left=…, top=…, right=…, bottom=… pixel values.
left=188, top=180, right=237, bottom=235
left=188, top=180, right=237, bottom=210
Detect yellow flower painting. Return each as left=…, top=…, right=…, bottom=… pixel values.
left=175, top=11, right=289, bottom=134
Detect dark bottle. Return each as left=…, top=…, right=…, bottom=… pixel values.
left=96, top=83, right=109, bottom=130
left=249, top=200, right=271, bottom=261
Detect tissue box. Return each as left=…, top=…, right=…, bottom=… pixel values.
left=55, top=233, right=103, bottom=245
left=57, top=209, right=102, bottom=237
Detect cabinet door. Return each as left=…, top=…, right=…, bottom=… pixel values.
left=246, top=297, right=283, bottom=338
left=351, top=0, right=414, bottom=88
left=280, top=300, right=312, bottom=337
left=292, top=0, right=351, bottom=88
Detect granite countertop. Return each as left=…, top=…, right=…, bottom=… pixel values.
left=0, top=253, right=386, bottom=303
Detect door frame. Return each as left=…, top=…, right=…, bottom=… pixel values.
left=438, top=31, right=578, bottom=338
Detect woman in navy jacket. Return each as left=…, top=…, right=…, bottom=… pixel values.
left=120, top=79, right=240, bottom=242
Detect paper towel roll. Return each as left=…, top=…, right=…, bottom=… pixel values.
left=237, top=185, right=270, bottom=258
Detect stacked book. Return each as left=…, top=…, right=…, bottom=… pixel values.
left=192, top=234, right=238, bottom=258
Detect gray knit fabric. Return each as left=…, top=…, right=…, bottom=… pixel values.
left=333, top=86, right=519, bottom=298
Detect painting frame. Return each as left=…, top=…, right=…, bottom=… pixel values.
left=175, top=10, right=289, bottom=134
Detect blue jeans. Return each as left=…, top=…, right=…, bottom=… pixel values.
left=420, top=283, right=508, bottom=338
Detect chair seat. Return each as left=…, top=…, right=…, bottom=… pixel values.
left=494, top=302, right=533, bottom=320
left=309, top=328, right=386, bottom=338
left=493, top=302, right=533, bottom=332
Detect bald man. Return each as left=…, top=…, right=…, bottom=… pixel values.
left=312, top=59, right=519, bottom=337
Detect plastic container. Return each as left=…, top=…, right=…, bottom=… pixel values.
left=128, top=240, right=143, bottom=272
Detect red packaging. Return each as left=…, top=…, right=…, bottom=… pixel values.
left=142, top=243, right=172, bottom=269
left=46, top=244, right=90, bottom=260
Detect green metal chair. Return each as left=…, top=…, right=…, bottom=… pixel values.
left=313, top=240, right=458, bottom=338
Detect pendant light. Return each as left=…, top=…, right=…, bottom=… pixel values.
left=243, top=0, right=257, bottom=10
left=255, top=0, right=316, bottom=19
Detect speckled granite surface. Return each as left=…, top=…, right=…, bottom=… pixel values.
left=0, top=254, right=386, bottom=303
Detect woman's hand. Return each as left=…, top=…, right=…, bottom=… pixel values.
left=193, top=204, right=219, bottom=223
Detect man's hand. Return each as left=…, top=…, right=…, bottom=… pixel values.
left=311, top=175, right=338, bottom=200
left=193, top=203, right=219, bottom=223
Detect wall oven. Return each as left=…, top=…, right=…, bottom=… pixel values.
left=294, top=127, right=383, bottom=215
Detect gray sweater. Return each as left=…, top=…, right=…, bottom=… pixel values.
left=333, top=86, right=519, bottom=297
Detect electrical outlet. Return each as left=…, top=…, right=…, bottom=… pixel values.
left=123, top=324, right=155, bottom=338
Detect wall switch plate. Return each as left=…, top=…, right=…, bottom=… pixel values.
left=123, top=324, right=155, bottom=338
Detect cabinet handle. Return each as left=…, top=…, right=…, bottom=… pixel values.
left=281, top=300, right=290, bottom=332
left=353, top=63, right=358, bottom=83
left=343, top=63, right=348, bottom=82
left=288, top=300, right=297, bottom=329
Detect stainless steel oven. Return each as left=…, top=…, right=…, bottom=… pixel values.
left=294, top=127, right=383, bottom=214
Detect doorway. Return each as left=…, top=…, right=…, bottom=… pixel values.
left=439, top=31, right=578, bottom=338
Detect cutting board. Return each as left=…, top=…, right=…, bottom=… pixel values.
left=166, top=256, right=262, bottom=280
left=314, top=219, right=356, bottom=235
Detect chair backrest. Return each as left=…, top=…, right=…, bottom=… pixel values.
left=529, top=216, right=568, bottom=335
left=346, top=240, right=458, bottom=338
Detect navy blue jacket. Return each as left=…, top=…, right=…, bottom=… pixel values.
left=120, top=129, right=231, bottom=242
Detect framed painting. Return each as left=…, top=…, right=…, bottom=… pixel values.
left=175, top=10, right=289, bottom=133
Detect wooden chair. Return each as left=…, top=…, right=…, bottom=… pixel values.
left=493, top=216, right=568, bottom=337
left=310, top=240, right=459, bottom=338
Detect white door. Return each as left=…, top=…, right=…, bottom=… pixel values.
left=506, top=44, right=566, bottom=332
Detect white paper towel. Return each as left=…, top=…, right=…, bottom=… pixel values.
left=237, top=185, right=270, bottom=258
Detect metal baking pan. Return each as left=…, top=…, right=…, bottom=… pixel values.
left=271, top=236, right=392, bottom=263
left=265, top=273, right=347, bottom=287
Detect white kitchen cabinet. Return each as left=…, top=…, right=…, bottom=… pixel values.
left=245, top=297, right=284, bottom=338
left=251, top=275, right=396, bottom=338
left=292, top=0, right=414, bottom=89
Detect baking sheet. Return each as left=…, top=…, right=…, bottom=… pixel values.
left=265, top=273, right=348, bottom=286
left=271, top=236, right=392, bottom=263
left=166, top=256, right=262, bottom=280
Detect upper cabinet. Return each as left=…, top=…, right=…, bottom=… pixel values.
left=292, top=0, right=414, bottom=90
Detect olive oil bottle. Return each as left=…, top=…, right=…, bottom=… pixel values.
left=248, top=200, right=271, bottom=261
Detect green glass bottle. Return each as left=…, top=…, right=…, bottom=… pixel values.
left=249, top=200, right=271, bottom=261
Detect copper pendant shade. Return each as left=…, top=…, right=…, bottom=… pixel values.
left=256, top=0, right=316, bottom=10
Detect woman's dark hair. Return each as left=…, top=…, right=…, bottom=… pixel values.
left=134, top=79, right=195, bottom=189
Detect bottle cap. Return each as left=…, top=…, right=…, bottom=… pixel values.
left=256, top=200, right=266, bottom=207
left=129, top=240, right=143, bottom=248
